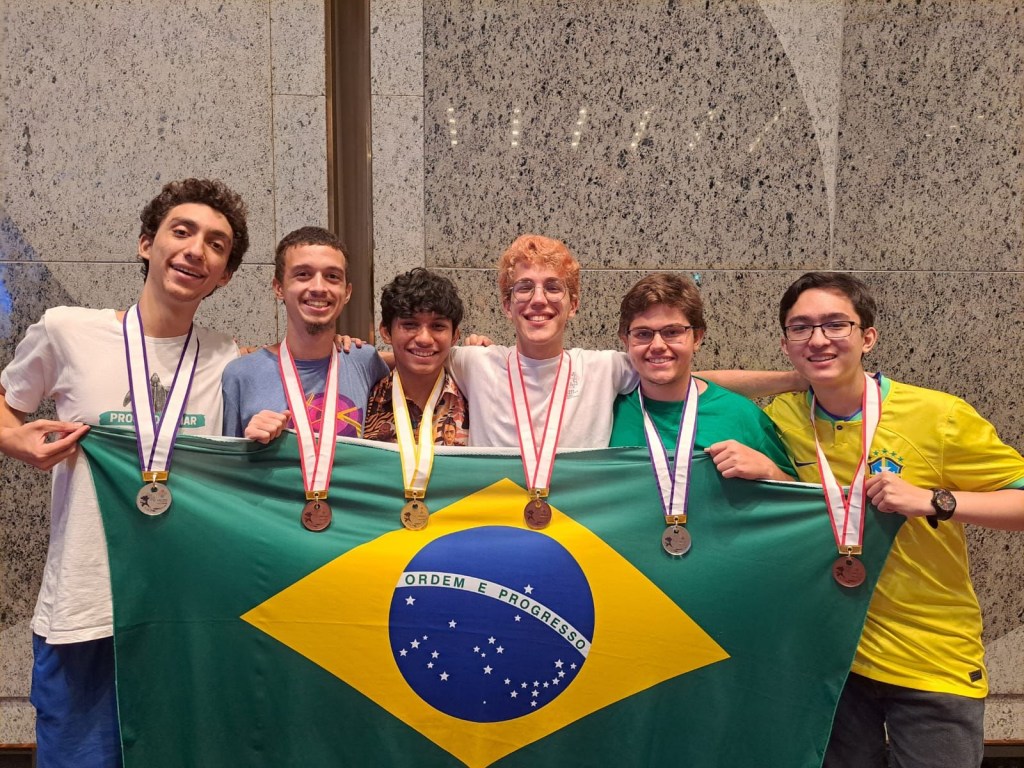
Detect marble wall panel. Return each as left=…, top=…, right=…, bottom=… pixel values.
left=424, top=1, right=831, bottom=271
left=835, top=4, right=1024, bottom=271
left=272, top=95, right=329, bottom=238
left=0, top=0, right=277, bottom=267
left=371, top=0, right=423, bottom=96
left=0, top=697, right=34, bottom=744
left=372, top=96, right=425, bottom=307
left=1, top=0, right=327, bottom=745
left=272, top=0, right=327, bottom=96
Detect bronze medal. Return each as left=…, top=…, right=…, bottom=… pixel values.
left=136, top=482, right=172, bottom=516
left=832, top=554, right=866, bottom=588
left=662, top=525, right=692, bottom=557
left=301, top=498, right=332, bottom=532
left=401, top=499, right=430, bottom=531
left=524, top=498, right=552, bottom=530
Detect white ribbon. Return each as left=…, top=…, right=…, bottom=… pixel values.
left=810, top=373, right=882, bottom=554
left=123, top=304, right=199, bottom=481
left=638, top=378, right=700, bottom=523
left=278, top=340, right=339, bottom=498
left=507, top=351, right=572, bottom=495
left=392, top=371, right=446, bottom=498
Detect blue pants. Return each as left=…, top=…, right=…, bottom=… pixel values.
left=30, top=634, right=122, bottom=768
left=823, top=672, right=985, bottom=768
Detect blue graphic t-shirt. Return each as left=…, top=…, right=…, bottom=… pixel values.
left=221, top=346, right=389, bottom=438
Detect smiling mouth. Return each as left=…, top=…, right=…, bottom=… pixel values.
left=807, top=354, right=837, bottom=363
left=645, top=356, right=676, bottom=365
left=406, top=349, right=437, bottom=358
left=171, top=264, right=204, bottom=279
left=304, top=299, right=333, bottom=309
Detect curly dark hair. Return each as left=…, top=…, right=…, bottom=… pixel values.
left=274, top=227, right=350, bottom=283
left=778, top=272, right=877, bottom=329
left=380, top=268, right=464, bottom=330
left=138, top=178, right=249, bottom=279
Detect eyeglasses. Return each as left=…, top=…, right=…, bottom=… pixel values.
left=783, top=320, right=860, bottom=342
left=625, top=325, right=696, bottom=345
left=510, top=279, right=567, bottom=303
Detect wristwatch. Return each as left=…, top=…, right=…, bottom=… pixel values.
left=927, top=488, right=956, bottom=528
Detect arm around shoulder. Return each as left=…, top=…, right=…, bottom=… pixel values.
left=697, top=369, right=806, bottom=400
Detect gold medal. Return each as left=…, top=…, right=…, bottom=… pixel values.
left=401, top=498, right=430, bottom=531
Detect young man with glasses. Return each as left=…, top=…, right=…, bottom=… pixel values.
left=446, top=234, right=634, bottom=448
left=764, top=271, right=1024, bottom=768
left=608, top=273, right=793, bottom=481
left=447, top=235, right=797, bottom=450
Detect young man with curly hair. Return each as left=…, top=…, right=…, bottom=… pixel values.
left=0, top=178, right=250, bottom=767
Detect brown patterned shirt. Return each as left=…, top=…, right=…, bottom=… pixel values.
left=363, top=370, right=469, bottom=446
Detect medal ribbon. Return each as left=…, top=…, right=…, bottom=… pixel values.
left=638, top=378, right=700, bottom=523
left=810, top=373, right=882, bottom=554
left=278, top=340, right=340, bottom=499
left=507, top=350, right=572, bottom=495
left=123, top=304, right=200, bottom=481
left=392, top=371, right=446, bottom=498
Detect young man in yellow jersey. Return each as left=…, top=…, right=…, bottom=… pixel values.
left=764, top=272, right=1024, bottom=768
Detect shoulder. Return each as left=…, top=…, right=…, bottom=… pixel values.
left=762, top=390, right=809, bottom=424
left=368, top=370, right=395, bottom=398
left=448, top=344, right=511, bottom=374
left=886, top=378, right=997, bottom=436
left=569, top=348, right=626, bottom=364
left=223, top=347, right=275, bottom=379
left=192, top=325, right=239, bottom=360
left=701, top=379, right=760, bottom=410
left=41, top=306, right=115, bottom=333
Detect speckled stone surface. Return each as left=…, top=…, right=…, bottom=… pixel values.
left=835, top=3, right=1024, bottom=271
left=272, top=0, right=327, bottom=96
left=0, top=698, right=34, bottom=744
left=372, top=96, right=425, bottom=313
left=1, top=0, right=327, bottom=742
left=371, top=0, right=426, bottom=326
left=0, top=623, right=32, bottom=699
left=1, top=0, right=277, bottom=268
left=423, top=0, right=830, bottom=270
left=272, top=95, right=329, bottom=237
left=371, top=0, right=423, bottom=96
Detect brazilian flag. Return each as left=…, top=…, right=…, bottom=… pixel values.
left=82, top=426, right=901, bottom=768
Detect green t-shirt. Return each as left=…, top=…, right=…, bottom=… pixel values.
left=609, top=379, right=795, bottom=476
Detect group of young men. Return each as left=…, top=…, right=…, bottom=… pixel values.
left=1, top=178, right=1022, bottom=768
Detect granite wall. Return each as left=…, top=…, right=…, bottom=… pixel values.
left=0, top=0, right=327, bottom=742
left=409, top=0, right=1024, bottom=740
left=1, top=0, right=1022, bottom=748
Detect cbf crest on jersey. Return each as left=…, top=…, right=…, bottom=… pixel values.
left=869, top=448, right=905, bottom=475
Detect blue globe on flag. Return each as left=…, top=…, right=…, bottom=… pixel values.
left=389, top=526, right=595, bottom=722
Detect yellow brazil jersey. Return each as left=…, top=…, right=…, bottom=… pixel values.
left=765, top=377, right=1024, bottom=698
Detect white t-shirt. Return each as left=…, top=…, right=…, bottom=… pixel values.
left=1, top=307, right=238, bottom=643
left=446, top=345, right=637, bottom=448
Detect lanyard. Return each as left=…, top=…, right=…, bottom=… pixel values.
left=392, top=370, right=446, bottom=498
left=810, top=373, right=882, bottom=556
left=278, top=341, right=339, bottom=500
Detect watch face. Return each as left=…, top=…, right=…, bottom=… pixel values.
left=932, top=489, right=956, bottom=517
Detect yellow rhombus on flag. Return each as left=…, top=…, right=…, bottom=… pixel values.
left=243, top=478, right=729, bottom=768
